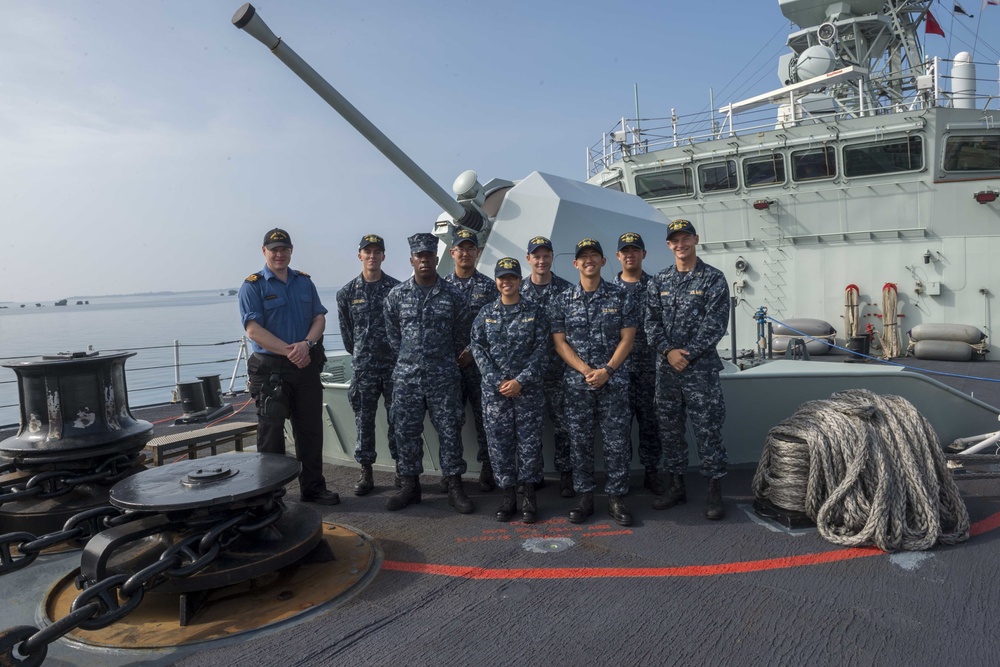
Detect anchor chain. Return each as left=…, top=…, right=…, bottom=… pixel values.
left=0, top=506, right=128, bottom=576
left=0, top=493, right=286, bottom=665
left=0, top=453, right=141, bottom=507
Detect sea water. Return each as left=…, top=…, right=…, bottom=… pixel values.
left=0, top=288, right=343, bottom=427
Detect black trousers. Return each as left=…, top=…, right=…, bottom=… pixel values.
left=247, top=348, right=327, bottom=496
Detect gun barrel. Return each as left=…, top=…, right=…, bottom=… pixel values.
left=232, top=3, right=470, bottom=224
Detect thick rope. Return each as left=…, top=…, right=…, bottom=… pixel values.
left=881, top=283, right=902, bottom=359
left=844, top=284, right=860, bottom=340
left=753, top=389, right=970, bottom=551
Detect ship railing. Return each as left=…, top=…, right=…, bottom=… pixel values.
left=0, top=333, right=345, bottom=427
left=587, top=56, right=1000, bottom=178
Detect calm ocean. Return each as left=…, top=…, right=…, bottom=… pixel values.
left=0, top=287, right=344, bottom=427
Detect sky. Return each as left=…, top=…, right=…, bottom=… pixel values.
left=2, top=0, right=999, bottom=302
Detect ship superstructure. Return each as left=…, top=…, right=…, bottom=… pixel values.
left=586, top=0, right=1000, bottom=354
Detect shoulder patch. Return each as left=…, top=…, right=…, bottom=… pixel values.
left=295, top=270, right=311, bottom=278
left=245, top=273, right=260, bottom=283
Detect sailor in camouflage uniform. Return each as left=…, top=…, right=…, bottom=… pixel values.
left=551, top=239, right=637, bottom=527
left=336, top=234, right=400, bottom=496
left=519, top=235, right=575, bottom=497
left=383, top=232, right=475, bottom=514
left=470, top=258, right=549, bottom=524
left=646, top=219, right=730, bottom=520
left=239, top=228, right=340, bottom=506
left=444, top=228, right=500, bottom=492
left=613, top=232, right=665, bottom=496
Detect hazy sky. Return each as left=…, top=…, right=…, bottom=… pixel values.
left=3, top=0, right=998, bottom=302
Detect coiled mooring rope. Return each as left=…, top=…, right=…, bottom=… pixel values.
left=752, top=389, right=970, bottom=551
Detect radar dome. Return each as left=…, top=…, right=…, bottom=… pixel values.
left=794, top=45, right=838, bottom=82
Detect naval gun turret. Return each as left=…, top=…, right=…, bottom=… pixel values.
left=231, top=3, right=670, bottom=277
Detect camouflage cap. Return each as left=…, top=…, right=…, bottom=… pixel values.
left=407, top=233, right=438, bottom=254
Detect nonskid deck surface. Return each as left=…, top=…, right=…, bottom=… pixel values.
left=172, top=464, right=1000, bottom=667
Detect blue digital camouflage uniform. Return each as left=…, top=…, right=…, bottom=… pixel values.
left=443, top=270, right=499, bottom=463
left=239, top=265, right=329, bottom=496
left=519, top=273, right=573, bottom=472
left=384, top=277, right=471, bottom=477
left=337, top=272, right=401, bottom=465
left=614, top=270, right=662, bottom=469
left=550, top=279, right=638, bottom=495
left=645, top=258, right=730, bottom=479
left=470, top=299, right=548, bottom=489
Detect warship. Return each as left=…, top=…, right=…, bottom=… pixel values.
left=2, top=2, right=1000, bottom=665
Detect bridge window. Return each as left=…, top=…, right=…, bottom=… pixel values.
left=634, top=168, right=694, bottom=200
left=844, top=136, right=923, bottom=177
left=698, top=160, right=738, bottom=192
left=603, top=180, right=624, bottom=192
left=743, top=154, right=786, bottom=188
left=791, top=146, right=837, bottom=181
left=943, top=136, right=1000, bottom=172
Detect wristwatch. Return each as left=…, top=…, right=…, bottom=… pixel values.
left=304, top=338, right=316, bottom=349
left=603, top=364, right=615, bottom=376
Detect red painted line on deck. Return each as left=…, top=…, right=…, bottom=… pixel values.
left=381, top=509, right=1000, bottom=581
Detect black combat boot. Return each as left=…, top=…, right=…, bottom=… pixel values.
left=438, top=477, right=450, bottom=493
left=394, top=473, right=403, bottom=489
left=643, top=466, right=665, bottom=496
left=521, top=483, right=538, bottom=524
left=651, top=474, right=687, bottom=510
left=559, top=470, right=575, bottom=498
left=568, top=492, right=594, bottom=524
left=608, top=495, right=633, bottom=527
left=705, top=477, right=725, bottom=520
left=479, top=460, right=497, bottom=492
left=385, top=475, right=421, bottom=511
left=447, top=475, right=475, bottom=514
left=495, top=487, right=517, bottom=522
left=354, top=464, right=374, bottom=496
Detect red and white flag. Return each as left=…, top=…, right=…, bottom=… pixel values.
left=984, top=0, right=1000, bottom=8
left=925, top=10, right=946, bottom=37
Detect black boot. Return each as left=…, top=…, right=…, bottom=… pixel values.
left=495, top=487, right=517, bottom=522
left=447, top=475, right=475, bottom=514
left=643, top=467, right=665, bottom=496
left=394, top=472, right=403, bottom=489
left=479, top=460, right=497, bottom=492
left=705, top=477, right=725, bottom=520
left=568, top=492, right=594, bottom=524
left=385, top=475, right=421, bottom=511
left=608, top=495, right=633, bottom=527
left=521, top=483, right=538, bottom=524
left=438, top=477, right=450, bottom=493
left=354, top=464, right=374, bottom=496
left=559, top=470, right=575, bottom=498
left=651, top=474, right=687, bottom=510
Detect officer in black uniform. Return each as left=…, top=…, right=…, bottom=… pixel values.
left=238, top=228, right=340, bottom=505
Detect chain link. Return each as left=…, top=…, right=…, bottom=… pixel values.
left=1, top=496, right=285, bottom=663
left=0, top=453, right=141, bottom=508
left=0, top=506, right=124, bottom=577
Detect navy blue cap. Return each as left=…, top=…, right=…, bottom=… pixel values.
left=526, top=236, right=553, bottom=254
left=263, top=228, right=292, bottom=249
left=575, top=238, right=604, bottom=258
left=667, top=219, right=697, bottom=239
left=494, top=257, right=522, bottom=278
left=359, top=233, right=385, bottom=251
left=452, top=228, right=479, bottom=247
left=617, top=232, right=645, bottom=251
